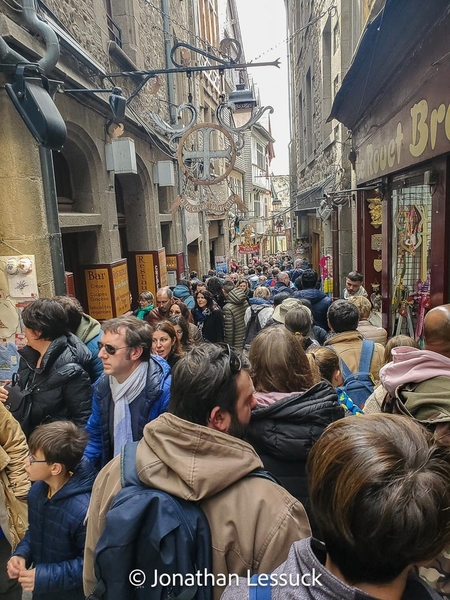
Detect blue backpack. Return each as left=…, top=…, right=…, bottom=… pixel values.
left=249, top=574, right=272, bottom=599
left=86, top=442, right=213, bottom=600
left=329, top=339, right=375, bottom=409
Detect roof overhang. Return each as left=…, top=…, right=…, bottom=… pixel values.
left=329, top=0, right=450, bottom=130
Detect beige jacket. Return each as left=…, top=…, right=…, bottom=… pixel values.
left=326, top=330, right=385, bottom=381
left=83, top=413, right=311, bottom=598
left=357, top=319, right=387, bottom=346
left=0, top=404, right=30, bottom=549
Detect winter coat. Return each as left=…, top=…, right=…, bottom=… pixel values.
left=325, top=330, right=385, bottom=381
left=84, top=355, right=171, bottom=468
left=244, top=298, right=274, bottom=330
left=13, top=456, right=96, bottom=600
left=75, top=313, right=103, bottom=383
left=246, top=381, right=344, bottom=534
left=293, top=288, right=332, bottom=331
left=379, top=346, right=450, bottom=396
left=357, top=319, right=387, bottom=346
left=0, top=404, right=29, bottom=550
left=223, top=288, right=249, bottom=350
left=192, top=307, right=224, bottom=343
left=84, top=413, right=311, bottom=600
left=270, top=282, right=293, bottom=300
left=17, top=334, right=92, bottom=436
left=221, top=538, right=442, bottom=600
left=172, top=284, right=195, bottom=309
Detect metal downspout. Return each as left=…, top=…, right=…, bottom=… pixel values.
left=22, top=0, right=66, bottom=294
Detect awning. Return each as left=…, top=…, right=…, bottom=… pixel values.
left=329, top=0, right=450, bottom=130
left=293, top=174, right=335, bottom=212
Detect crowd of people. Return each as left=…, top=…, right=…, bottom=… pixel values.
left=0, top=256, right=449, bottom=599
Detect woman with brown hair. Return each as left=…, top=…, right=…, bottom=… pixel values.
left=151, top=321, right=183, bottom=369
left=246, top=327, right=344, bottom=531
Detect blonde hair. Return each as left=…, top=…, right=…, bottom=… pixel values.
left=348, top=296, right=372, bottom=319
left=254, top=286, right=270, bottom=300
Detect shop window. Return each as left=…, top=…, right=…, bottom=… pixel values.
left=256, top=143, right=266, bottom=171
left=391, top=180, right=431, bottom=339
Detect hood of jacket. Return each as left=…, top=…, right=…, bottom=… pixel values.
left=249, top=297, right=271, bottom=306
left=225, top=287, right=248, bottom=306
left=246, top=381, right=343, bottom=461
left=294, top=288, right=327, bottom=304
left=173, top=284, right=190, bottom=300
left=136, top=413, right=263, bottom=500
left=52, top=455, right=97, bottom=501
left=76, top=313, right=101, bottom=344
left=380, top=346, right=450, bottom=396
left=393, top=376, right=450, bottom=424
left=19, top=333, right=91, bottom=372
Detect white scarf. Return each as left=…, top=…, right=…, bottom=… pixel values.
left=111, top=361, right=148, bottom=457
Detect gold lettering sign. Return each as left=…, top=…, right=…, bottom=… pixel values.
left=111, top=262, right=130, bottom=316
left=135, top=254, right=155, bottom=297
left=85, top=269, right=112, bottom=321
left=166, top=255, right=178, bottom=270
left=158, top=249, right=168, bottom=287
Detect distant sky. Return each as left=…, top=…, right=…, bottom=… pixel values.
left=235, top=0, right=290, bottom=175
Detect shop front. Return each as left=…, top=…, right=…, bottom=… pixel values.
left=330, top=0, right=450, bottom=339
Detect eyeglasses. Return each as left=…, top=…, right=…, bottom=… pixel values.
left=97, top=342, right=130, bottom=355
left=225, top=343, right=242, bottom=375
left=28, top=453, right=48, bottom=465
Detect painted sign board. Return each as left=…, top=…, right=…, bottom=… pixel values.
left=84, top=259, right=130, bottom=320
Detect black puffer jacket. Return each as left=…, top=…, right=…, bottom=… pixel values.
left=245, top=380, right=344, bottom=535
left=17, top=333, right=92, bottom=435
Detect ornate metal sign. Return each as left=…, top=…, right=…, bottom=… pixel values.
left=177, top=123, right=236, bottom=186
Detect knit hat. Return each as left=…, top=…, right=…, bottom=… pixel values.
left=393, top=376, right=450, bottom=423
left=272, top=297, right=304, bottom=324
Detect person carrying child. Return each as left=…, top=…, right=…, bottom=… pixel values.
left=7, top=421, right=96, bottom=600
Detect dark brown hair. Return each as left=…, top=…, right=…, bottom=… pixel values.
left=29, top=421, right=89, bottom=473
left=102, top=316, right=152, bottom=361
left=310, top=347, right=340, bottom=384
left=249, top=327, right=318, bottom=393
left=307, top=414, right=450, bottom=585
left=152, top=320, right=183, bottom=358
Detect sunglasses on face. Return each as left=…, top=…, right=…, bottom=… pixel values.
left=224, top=343, right=242, bottom=374
left=97, top=342, right=130, bottom=356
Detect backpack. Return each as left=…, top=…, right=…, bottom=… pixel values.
left=86, top=442, right=213, bottom=600
left=243, top=305, right=266, bottom=350
left=249, top=574, right=272, bottom=599
left=329, top=339, right=375, bottom=409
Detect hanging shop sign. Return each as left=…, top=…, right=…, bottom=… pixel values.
left=239, top=244, right=259, bottom=254
left=355, top=60, right=450, bottom=184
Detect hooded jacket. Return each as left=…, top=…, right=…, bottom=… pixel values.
left=380, top=346, right=450, bottom=396
left=83, top=413, right=311, bottom=599
left=75, top=313, right=103, bottom=383
left=292, top=289, right=332, bottom=331
left=173, top=284, right=195, bottom=309
left=221, top=538, right=442, bottom=600
left=14, top=456, right=96, bottom=600
left=246, top=381, right=344, bottom=532
left=223, top=287, right=249, bottom=350
left=17, top=333, right=92, bottom=436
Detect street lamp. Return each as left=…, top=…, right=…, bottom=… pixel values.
left=227, top=84, right=258, bottom=128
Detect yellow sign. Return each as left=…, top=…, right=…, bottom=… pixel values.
left=85, top=268, right=112, bottom=321
left=166, top=255, right=178, bottom=270
left=135, top=254, right=156, bottom=297
left=158, top=249, right=168, bottom=287
left=111, top=262, right=130, bottom=316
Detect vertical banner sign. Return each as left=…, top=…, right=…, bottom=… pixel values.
left=135, top=254, right=155, bottom=297
left=111, top=261, right=130, bottom=315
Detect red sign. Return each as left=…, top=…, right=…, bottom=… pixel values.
left=239, top=244, right=259, bottom=254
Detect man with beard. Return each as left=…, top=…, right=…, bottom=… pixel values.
left=84, top=343, right=311, bottom=599
left=146, top=286, right=174, bottom=327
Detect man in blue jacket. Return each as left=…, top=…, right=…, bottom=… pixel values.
left=84, top=316, right=171, bottom=468
left=293, top=269, right=332, bottom=331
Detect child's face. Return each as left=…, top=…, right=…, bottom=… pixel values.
left=25, top=450, right=54, bottom=483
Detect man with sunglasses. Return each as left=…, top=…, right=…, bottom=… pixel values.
left=83, top=316, right=171, bottom=468
left=84, top=343, right=311, bottom=598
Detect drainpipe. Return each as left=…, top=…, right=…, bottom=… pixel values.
left=161, top=0, right=176, bottom=125
left=21, top=0, right=66, bottom=294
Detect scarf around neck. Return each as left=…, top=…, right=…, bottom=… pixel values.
left=110, top=361, right=148, bottom=457
left=136, top=304, right=153, bottom=320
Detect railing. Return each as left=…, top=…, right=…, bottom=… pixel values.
left=107, top=13, right=122, bottom=48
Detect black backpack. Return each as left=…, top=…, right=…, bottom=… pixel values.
left=86, top=442, right=213, bottom=600
left=243, top=305, right=266, bottom=350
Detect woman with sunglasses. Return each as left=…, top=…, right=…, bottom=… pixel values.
left=151, top=321, right=183, bottom=368
left=192, top=290, right=224, bottom=344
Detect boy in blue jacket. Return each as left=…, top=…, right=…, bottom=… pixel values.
left=7, top=421, right=96, bottom=600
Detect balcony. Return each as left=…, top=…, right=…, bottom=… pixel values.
left=107, top=13, right=122, bottom=48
